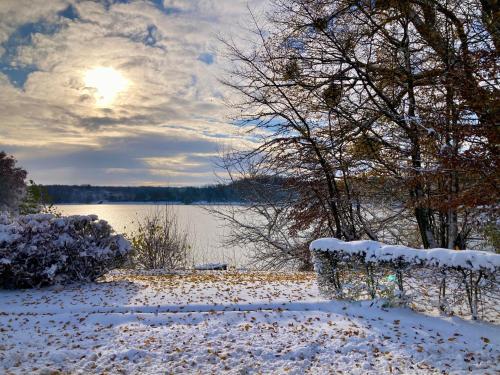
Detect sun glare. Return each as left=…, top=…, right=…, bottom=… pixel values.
left=84, top=67, right=128, bottom=107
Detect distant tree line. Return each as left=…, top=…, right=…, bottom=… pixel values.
left=0, top=149, right=288, bottom=207
left=43, top=183, right=248, bottom=204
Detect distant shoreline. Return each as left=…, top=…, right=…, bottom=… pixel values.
left=44, top=184, right=248, bottom=205
left=55, top=201, right=245, bottom=206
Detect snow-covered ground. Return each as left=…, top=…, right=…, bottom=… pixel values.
left=1, top=271, right=499, bottom=374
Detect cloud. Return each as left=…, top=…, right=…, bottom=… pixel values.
left=4, top=131, right=224, bottom=186
left=0, top=0, right=267, bottom=185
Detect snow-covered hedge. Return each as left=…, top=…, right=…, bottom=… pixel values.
left=311, top=239, right=500, bottom=271
left=310, top=238, right=500, bottom=319
left=0, top=213, right=131, bottom=288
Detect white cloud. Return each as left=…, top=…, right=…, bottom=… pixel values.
left=0, top=0, right=70, bottom=44
left=0, top=0, right=268, bottom=185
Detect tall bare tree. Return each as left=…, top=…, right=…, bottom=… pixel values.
left=222, top=0, right=499, bottom=254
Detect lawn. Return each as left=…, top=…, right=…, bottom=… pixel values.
left=1, top=271, right=499, bottom=374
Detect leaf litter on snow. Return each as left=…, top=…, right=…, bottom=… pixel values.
left=0, top=270, right=499, bottom=374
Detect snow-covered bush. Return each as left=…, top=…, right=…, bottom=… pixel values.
left=0, top=213, right=131, bottom=288
left=311, top=238, right=500, bottom=319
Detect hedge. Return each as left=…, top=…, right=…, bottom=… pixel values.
left=310, top=238, right=499, bottom=320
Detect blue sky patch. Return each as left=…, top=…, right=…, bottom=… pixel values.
left=148, top=0, right=185, bottom=15
left=0, top=21, right=62, bottom=87
left=144, top=25, right=158, bottom=46
left=58, top=5, right=80, bottom=21
left=198, top=53, right=214, bottom=65
left=0, top=65, right=37, bottom=88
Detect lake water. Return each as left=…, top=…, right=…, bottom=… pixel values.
left=56, top=204, right=250, bottom=268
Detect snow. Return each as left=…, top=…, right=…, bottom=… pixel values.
left=1, top=271, right=499, bottom=374
left=310, top=238, right=500, bottom=271
left=0, top=213, right=21, bottom=245
left=0, top=213, right=131, bottom=288
left=44, top=264, right=58, bottom=278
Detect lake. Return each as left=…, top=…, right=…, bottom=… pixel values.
left=56, top=204, right=250, bottom=268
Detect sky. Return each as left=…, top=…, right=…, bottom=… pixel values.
left=0, top=0, right=266, bottom=186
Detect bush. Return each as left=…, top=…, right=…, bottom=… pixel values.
left=0, top=213, right=131, bottom=288
left=129, top=206, right=190, bottom=270
left=311, top=238, right=500, bottom=319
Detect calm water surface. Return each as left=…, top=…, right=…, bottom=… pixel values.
left=56, top=204, right=249, bottom=268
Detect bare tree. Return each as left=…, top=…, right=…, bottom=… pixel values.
left=129, top=206, right=190, bottom=270
left=210, top=154, right=316, bottom=270
left=221, top=0, right=499, bottom=251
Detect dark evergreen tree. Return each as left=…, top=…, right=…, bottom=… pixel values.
left=0, top=151, right=27, bottom=212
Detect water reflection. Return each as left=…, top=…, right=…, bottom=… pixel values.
left=56, top=204, right=248, bottom=268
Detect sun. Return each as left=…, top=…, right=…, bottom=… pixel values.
left=84, top=67, right=129, bottom=107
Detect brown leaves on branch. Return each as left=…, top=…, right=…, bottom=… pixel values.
left=220, top=0, right=499, bottom=255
